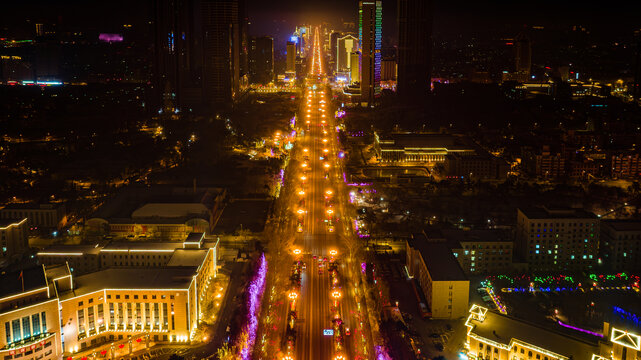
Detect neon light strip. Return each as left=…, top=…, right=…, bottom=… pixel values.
left=0, top=218, right=27, bottom=230
left=38, top=252, right=84, bottom=256
left=557, top=321, right=604, bottom=337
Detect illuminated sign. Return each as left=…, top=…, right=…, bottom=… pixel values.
left=99, top=33, right=123, bottom=42
left=290, top=36, right=298, bottom=44
left=323, top=329, right=334, bottom=336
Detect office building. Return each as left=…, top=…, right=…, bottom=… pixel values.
left=0, top=203, right=66, bottom=231
left=465, top=304, right=639, bottom=360
left=0, top=266, right=64, bottom=360
left=600, top=220, right=641, bottom=273
left=286, top=41, right=296, bottom=75
left=329, top=31, right=341, bottom=71
left=514, top=31, right=531, bottom=80
left=337, top=34, right=358, bottom=73
left=516, top=207, right=599, bottom=272
left=359, top=0, right=382, bottom=107
left=444, top=153, right=509, bottom=180
left=350, top=51, right=360, bottom=83
left=0, top=218, right=28, bottom=261
left=249, top=36, right=274, bottom=84
left=397, top=0, right=432, bottom=99
left=406, top=234, right=469, bottom=319
left=154, top=0, right=241, bottom=113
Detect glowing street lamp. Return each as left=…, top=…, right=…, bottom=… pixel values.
left=293, top=248, right=302, bottom=255
left=325, top=189, right=333, bottom=195
left=326, top=209, right=334, bottom=215
left=300, top=175, right=307, bottom=181
left=288, top=292, right=299, bottom=300
left=322, top=138, right=328, bottom=143
left=297, top=209, right=305, bottom=215
left=331, top=290, right=342, bottom=299
left=324, top=163, right=330, bottom=169
left=329, top=249, right=338, bottom=257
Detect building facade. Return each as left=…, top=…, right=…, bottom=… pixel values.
left=396, top=0, right=432, bottom=99
left=359, top=0, right=382, bottom=107
left=336, top=34, right=358, bottom=73
left=446, top=230, right=514, bottom=275
left=249, top=36, right=273, bottom=84
left=600, top=220, right=641, bottom=273
left=516, top=207, right=599, bottom=272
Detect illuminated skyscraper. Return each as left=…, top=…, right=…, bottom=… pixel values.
left=397, top=0, right=432, bottom=99
left=350, top=51, right=360, bottom=84
left=337, top=34, right=358, bottom=73
left=359, top=0, right=382, bottom=107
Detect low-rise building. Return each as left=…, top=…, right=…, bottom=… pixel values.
left=0, top=204, right=66, bottom=231
left=406, top=234, right=469, bottom=319
left=600, top=220, right=641, bottom=273
left=37, top=244, right=102, bottom=275
left=465, top=304, right=640, bottom=360
left=0, top=218, right=28, bottom=261
left=516, top=206, right=599, bottom=272
left=375, top=133, right=477, bottom=164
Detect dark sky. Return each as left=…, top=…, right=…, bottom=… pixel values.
left=2, top=1, right=641, bottom=47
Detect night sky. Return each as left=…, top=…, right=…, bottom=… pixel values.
left=2, top=1, right=641, bottom=47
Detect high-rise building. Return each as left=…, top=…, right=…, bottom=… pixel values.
left=154, top=0, right=241, bottom=114
left=397, top=0, right=432, bottom=99
left=337, top=34, right=358, bottom=73
left=515, top=32, right=531, bottom=76
left=329, top=31, right=341, bottom=73
left=249, top=36, right=274, bottom=84
left=359, top=0, right=382, bottom=107
left=286, top=41, right=296, bottom=74
left=350, top=51, right=360, bottom=84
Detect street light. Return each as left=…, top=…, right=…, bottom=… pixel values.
left=288, top=292, right=298, bottom=300
left=329, top=249, right=338, bottom=257
left=293, top=248, right=302, bottom=255
left=332, top=290, right=342, bottom=299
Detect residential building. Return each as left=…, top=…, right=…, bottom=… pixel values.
left=0, top=218, right=28, bottom=261
left=249, top=36, right=273, bottom=84
left=445, top=229, right=514, bottom=275
left=516, top=206, right=599, bottom=272
left=359, top=0, right=382, bottom=107
left=406, top=234, right=469, bottom=319
left=611, top=153, right=641, bottom=178
left=464, top=304, right=638, bottom=360
left=600, top=220, right=641, bottom=273
left=397, top=0, right=432, bottom=99
left=0, top=203, right=66, bottom=231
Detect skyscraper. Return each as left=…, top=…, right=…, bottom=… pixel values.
left=359, top=0, right=382, bottom=107
left=249, top=36, right=274, bottom=84
left=515, top=32, right=532, bottom=77
left=286, top=41, right=296, bottom=74
left=397, top=0, right=432, bottom=100
left=154, top=0, right=241, bottom=114
left=350, top=51, right=360, bottom=84
left=337, top=34, right=358, bottom=73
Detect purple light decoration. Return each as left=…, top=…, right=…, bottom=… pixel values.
left=375, top=345, right=392, bottom=360
left=557, top=320, right=604, bottom=338
left=338, top=151, right=345, bottom=158
left=239, top=253, right=268, bottom=360
left=99, top=33, right=123, bottom=42
left=361, top=262, right=367, bottom=274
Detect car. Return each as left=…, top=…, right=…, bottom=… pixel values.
left=345, top=327, right=351, bottom=336
left=328, top=224, right=335, bottom=232
left=297, top=223, right=303, bottom=232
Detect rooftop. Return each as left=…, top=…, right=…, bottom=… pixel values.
left=409, top=234, right=467, bottom=281
left=518, top=206, right=597, bottom=220
left=166, top=249, right=209, bottom=268
left=0, top=218, right=27, bottom=228
left=379, top=133, right=475, bottom=151
left=61, top=267, right=197, bottom=299
left=101, top=242, right=180, bottom=252
left=1, top=203, right=63, bottom=210
left=468, top=309, right=601, bottom=360
left=601, top=220, right=641, bottom=232
left=131, top=203, right=209, bottom=219
left=38, top=243, right=104, bottom=256
left=0, top=267, right=47, bottom=299
left=441, top=229, right=513, bottom=243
